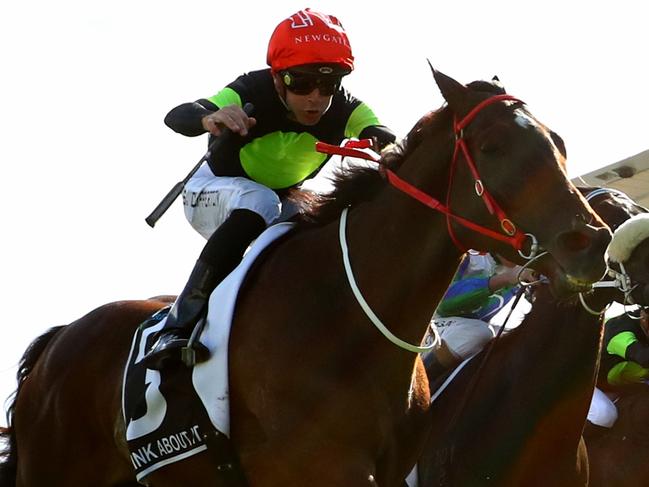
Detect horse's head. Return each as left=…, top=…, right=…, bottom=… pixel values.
left=427, top=69, right=611, bottom=295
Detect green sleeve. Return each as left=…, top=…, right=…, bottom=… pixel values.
left=344, top=103, right=381, bottom=139
left=607, top=331, right=638, bottom=359
left=206, top=87, right=242, bottom=109
left=436, top=288, right=493, bottom=316
left=607, top=361, right=649, bottom=386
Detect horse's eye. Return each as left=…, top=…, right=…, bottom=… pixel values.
left=477, top=125, right=508, bottom=154
left=480, top=139, right=501, bottom=153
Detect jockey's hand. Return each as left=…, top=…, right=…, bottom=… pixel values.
left=495, top=265, right=537, bottom=288
left=515, top=266, right=538, bottom=284
left=495, top=254, right=537, bottom=285
left=201, top=105, right=257, bottom=137
left=490, top=266, right=527, bottom=292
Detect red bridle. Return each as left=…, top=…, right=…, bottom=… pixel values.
left=316, top=94, right=532, bottom=254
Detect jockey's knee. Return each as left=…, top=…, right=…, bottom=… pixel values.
left=587, top=387, right=618, bottom=428
left=183, top=177, right=281, bottom=239
left=436, top=317, right=494, bottom=360
left=423, top=338, right=460, bottom=370
left=233, top=189, right=281, bottom=226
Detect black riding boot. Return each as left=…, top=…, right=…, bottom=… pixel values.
left=142, top=209, right=267, bottom=370
left=423, top=352, right=449, bottom=385
left=422, top=339, right=460, bottom=390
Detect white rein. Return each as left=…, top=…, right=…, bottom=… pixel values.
left=339, top=207, right=437, bottom=353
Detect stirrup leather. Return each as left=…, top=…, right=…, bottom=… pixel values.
left=181, top=317, right=208, bottom=367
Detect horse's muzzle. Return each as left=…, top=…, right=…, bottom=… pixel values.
left=542, top=224, right=612, bottom=296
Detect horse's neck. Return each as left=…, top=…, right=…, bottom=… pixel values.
left=509, top=294, right=604, bottom=385
left=343, top=139, right=461, bottom=349
left=524, top=295, right=601, bottom=349
left=465, top=297, right=606, bottom=470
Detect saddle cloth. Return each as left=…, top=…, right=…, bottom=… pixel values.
left=122, top=222, right=294, bottom=481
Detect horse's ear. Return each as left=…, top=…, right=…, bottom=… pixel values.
left=429, top=62, right=470, bottom=114
left=492, top=75, right=506, bottom=91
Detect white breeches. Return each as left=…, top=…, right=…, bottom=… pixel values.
left=587, top=387, right=618, bottom=428
left=432, top=316, right=495, bottom=360
left=182, top=164, right=285, bottom=240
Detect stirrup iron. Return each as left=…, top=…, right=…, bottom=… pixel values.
left=182, top=316, right=207, bottom=367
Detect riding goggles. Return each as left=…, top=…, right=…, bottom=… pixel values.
left=280, top=70, right=341, bottom=96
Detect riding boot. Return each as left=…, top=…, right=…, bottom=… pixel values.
left=142, top=209, right=267, bottom=370
left=423, top=339, right=461, bottom=388
left=423, top=352, right=450, bottom=385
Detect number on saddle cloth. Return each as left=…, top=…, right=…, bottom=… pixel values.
left=122, top=308, right=238, bottom=481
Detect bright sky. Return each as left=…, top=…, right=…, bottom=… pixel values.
left=1, top=0, right=648, bottom=423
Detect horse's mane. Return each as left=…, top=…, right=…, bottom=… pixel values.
left=466, top=79, right=506, bottom=95
left=291, top=78, right=507, bottom=227
left=289, top=108, right=447, bottom=226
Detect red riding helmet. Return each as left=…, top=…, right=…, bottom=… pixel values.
left=267, top=8, right=354, bottom=75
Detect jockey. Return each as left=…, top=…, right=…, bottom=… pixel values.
left=600, top=308, right=649, bottom=387
left=143, top=8, right=396, bottom=370
left=587, top=211, right=649, bottom=432
left=586, top=310, right=649, bottom=433
left=424, top=251, right=535, bottom=376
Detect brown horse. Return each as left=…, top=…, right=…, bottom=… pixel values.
left=416, top=187, right=648, bottom=487
left=0, top=70, right=611, bottom=487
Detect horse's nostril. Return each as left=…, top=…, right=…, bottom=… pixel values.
left=557, top=231, right=592, bottom=253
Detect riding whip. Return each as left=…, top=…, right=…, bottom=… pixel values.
left=145, top=102, right=254, bottom=227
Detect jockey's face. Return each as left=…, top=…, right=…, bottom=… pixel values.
left=273, top=72, right=333, bottom=126
left=285, top=88, right=333, bottom=125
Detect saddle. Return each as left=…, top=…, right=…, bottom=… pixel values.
left=121, top=223, right=294, bottom=482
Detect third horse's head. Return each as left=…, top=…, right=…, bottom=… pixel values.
left=607, top=213, right=649, bottom=306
